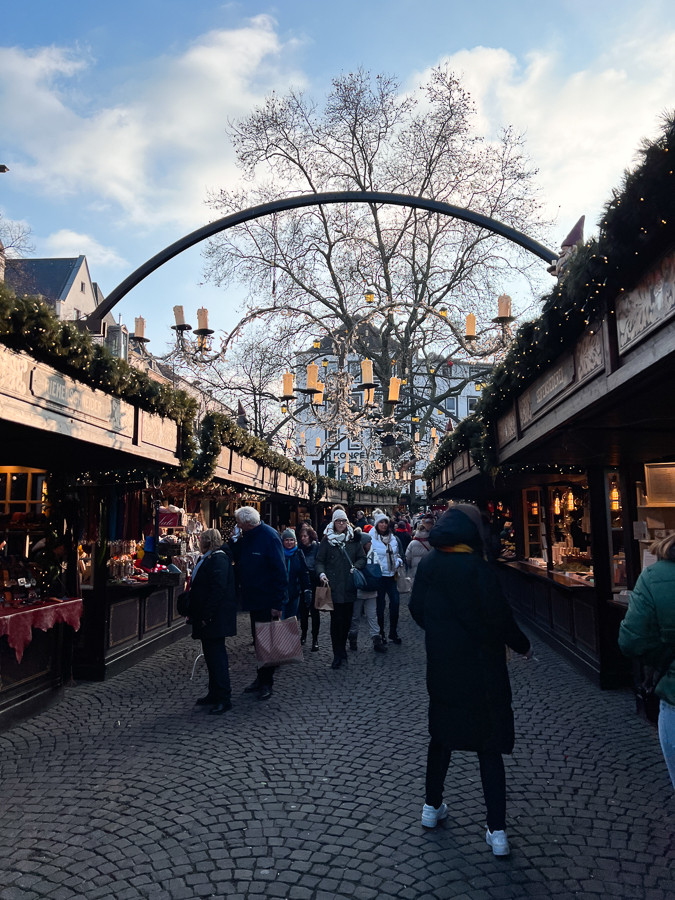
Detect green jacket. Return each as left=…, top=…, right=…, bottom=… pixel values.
left=618, top=559, right=675, bottom=705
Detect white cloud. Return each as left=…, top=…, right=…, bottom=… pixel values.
left=42, top=229, right=128, bottom=268
left=413, top=28, right=675, bottom=243
left=0, top=16, right=305, bottom=231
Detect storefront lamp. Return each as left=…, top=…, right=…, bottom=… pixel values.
left=554, top=494, right=561, bottom=516
left=531, top=500, right=539, bottom=517
left=365, top=287, right=375, bottom=303
left=610, top=479, right=621, bottom=512
left=313, top=339, right=321, bottom=349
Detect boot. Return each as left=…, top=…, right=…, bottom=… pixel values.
left=330, top=656, right=342, bottom=669
left=373, top=635, right=388, bottom=653
left=311, top=639, right=320, bottom=652
left=300, top=631, right=307, bottom=645
left=348, top=632, right=358, bottom=652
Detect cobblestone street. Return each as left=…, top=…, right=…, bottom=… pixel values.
left=1, top=605, right=673, bottom=900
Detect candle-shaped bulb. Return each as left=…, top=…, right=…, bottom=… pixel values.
left=306, top=362, right=318, bottom=390
left=197, top=307, right=209, bottom=330
left=282, top=371, right=294, bottom=398
left=361, top=358, right=373, bottom=384
left=498, top=294, right=512, bottom=318
left=173, top=305, right=186, bottom=327
left=388, top=376, right=402, bottom=403
left=466, top=313, right=476, bottom=336
left=134, top=316, right=145, bottom=339
left=315, top=437, right=321, bottom=449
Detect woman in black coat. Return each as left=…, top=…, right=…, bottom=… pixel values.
left=409, top=504, right=531, bottom=856
left=186, top=528, right=237, bottom=715
left=315, top=509, right=366, bottom=669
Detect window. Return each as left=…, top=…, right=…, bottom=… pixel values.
left=467, top=397, right=478, bottom=413
left=80, top=281, right=86, bottom=292
left=73, top=308, right=81, bottom=320
left=0, top=468, right=47, bottom=517
left=445, top=396, right=457, bottom=414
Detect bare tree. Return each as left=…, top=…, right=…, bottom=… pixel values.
left=0, top=213, right=34, bottom=258
left=202, top=66, right=550, bottom=452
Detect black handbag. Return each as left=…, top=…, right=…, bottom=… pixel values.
left=635, top=650, right=675, bottom=724
left=176, top=590, right=192, bottom=618
left=362, top=562, right=383, bottom=591
left=339, top=544, right=367, bottom=590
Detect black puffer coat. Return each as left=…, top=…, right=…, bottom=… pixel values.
left=188, top=549, right=237, bottom=640
left=409, top=508, right=529, bottom=753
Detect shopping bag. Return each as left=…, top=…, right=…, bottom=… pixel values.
left=314, top=585, right=334, bottom=611
left=254, top=617, right=303, bottom=667
left=396, top=570, right=414, bottom=593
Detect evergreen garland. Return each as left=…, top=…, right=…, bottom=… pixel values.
left=423, top=113, right=675, bottom=482
left=0, top=287, right=199, bottom=432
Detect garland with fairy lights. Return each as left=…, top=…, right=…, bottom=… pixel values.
left=0, top=287, right=199, bottom=467
left=423, top=113, right=675, bottom=482
left=191, top=412, right=317, bottom=487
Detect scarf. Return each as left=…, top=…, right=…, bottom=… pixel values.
left=437, top=544, right=474, bottom=554
left=325, top=521, right=353, bottom=546
left=378, top=532, right=397, bottom=571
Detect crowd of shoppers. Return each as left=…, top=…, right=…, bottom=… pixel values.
left=179, top=502, right=538, bottom=858
left=177, top=497, right=674, bottom=859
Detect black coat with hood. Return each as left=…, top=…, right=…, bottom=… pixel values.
left=409, top=506, right=530, bottom=753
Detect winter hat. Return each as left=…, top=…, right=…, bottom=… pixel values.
left=359, top=530, right=373, bottom=547
left=332, top=509, right=349, bottom=523
left=449, top=503, right=483, bottom=534
left=373, top=513, right=390, bottom=529
left=281, top=529, right=297, bottom=542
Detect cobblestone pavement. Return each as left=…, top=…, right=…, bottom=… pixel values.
left=1, top=602, right=673, bottom=900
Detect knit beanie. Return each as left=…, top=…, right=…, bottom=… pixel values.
left=281, top=528, right=297, bottom=542
left=373, top=513, right=390, bottom=529
left=332, top=509, right=349, bottom=523
left=359, top=530, right=372, bottom=547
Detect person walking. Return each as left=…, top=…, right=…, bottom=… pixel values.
left=354, top=509, right=368, bottom=530
left=297, top=525, right=321, bottom=651
left=232, top=506, right=288, bottom=701
left=409, top=504, right=531, bottom=856
left=348, top=530, right=386, bottom=653
left=405, top=515, right=434, bottom=581
left=280, top=529, right=311, bottom=620
left=315, top=508, right=366, bottom=669
left=184, top=528, right=237, bottom=715
left=371, top=513, right=404, bottom=644
left=618, top=533, right=675, bottom=788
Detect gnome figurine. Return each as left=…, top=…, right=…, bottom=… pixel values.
left=548, top=216, right=585, bottom=278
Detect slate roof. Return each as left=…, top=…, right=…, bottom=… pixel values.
left=4, top=257, right=85, bottom=302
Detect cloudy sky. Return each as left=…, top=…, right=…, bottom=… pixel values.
left=1, top=0, right=675, bottom=345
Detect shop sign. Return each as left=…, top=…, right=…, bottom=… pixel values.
left=616, top=250, right=675, bottom=353
left=29, top=362, right=132, bottom=435
left=527, top=354, right=575, bottom=417
left=575, top=330, right=604, bottom=382
left=497, top=408, right=517, bottom=447
left=140, top=411, right=178, bottom=451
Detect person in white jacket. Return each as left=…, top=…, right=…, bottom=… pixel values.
left=405, top=516, right=435, bottom=579
left=370, top=513, right=404, bottom=644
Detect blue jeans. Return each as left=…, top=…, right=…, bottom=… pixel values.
left=659, top=699, right=675, bottom=788
left=377, top=575, right=400, bottom=637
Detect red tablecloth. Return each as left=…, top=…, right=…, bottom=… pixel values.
left=0, top=599, right=83, bottom=664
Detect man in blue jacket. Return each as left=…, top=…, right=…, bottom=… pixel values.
left=232, top=506, right=288, bottom=700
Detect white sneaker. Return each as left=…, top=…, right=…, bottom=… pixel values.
left=421, top=802, right=448, bottom=828
left=486, top=828, right=510, bottom=856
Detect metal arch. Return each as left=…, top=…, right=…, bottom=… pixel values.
left=90, top=190, right=557, bottom=322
